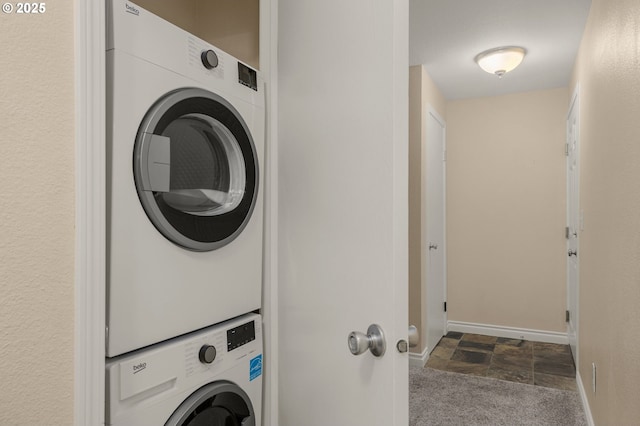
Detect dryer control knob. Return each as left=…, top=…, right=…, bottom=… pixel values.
left=199, top=345, right=217, bottom=364
left=201, top=50, right=219, bottom=70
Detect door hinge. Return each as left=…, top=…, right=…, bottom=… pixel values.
left=566, top=310, right=570, bottom=322
left=565, top=226, right=570, bottom=239
left=444, top=302, right=447, bottom=312
left=565, top=143, right=569, bottom=156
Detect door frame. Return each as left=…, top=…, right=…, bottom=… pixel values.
left=566, top=84, right=580, bottom=365
left=423, top=105, right=447, bottom=354
left=74, top=1, right=106, bottom=424
left=73, top=1, right=279, bottom=425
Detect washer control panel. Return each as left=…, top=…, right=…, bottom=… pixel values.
left=198, top=344, right=217, bottom=364
left=106, top=313, right=263, bottom=425
left=227, top=320, right=256, bottom=352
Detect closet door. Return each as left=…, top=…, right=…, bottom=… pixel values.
left=278, top=0, right=409, bottom=424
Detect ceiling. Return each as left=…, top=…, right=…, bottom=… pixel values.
left=409, top=0, right=592, bottom=100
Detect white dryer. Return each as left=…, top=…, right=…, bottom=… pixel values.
left=106, top=313, right=263, bottom=426
left=106, top=0, right=265, bottom=357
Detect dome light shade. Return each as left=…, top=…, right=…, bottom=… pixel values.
left=474, top=46, right=526, bottom=78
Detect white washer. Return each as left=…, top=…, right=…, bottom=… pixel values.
left=106, top=313, right=263, bottom=426
left=106, top=0, right=265, bottom=357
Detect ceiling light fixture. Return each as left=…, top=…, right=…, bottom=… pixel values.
left=474, top=46, right=527, bottom=78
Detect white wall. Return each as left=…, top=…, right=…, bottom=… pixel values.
left=0, top=4, right=75, bottom=424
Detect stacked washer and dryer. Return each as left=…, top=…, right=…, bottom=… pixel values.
left=105, top=1, right=265, bottom=424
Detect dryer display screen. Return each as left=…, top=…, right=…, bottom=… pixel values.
left=238, top=62, right=257, bottom=91
left=227, top=320, right=255, bottom=352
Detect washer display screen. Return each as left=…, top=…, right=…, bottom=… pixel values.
left=227, top=320, right=256, bottom=352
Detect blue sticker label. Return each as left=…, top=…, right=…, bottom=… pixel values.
left=249, top=354, right=262, bottom=381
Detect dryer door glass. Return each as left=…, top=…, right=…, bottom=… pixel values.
left=166, top=382, right=255, bottom=426
left=134, top=88, right=259, bottom=252
left=160, top=113, right=246, bottom=216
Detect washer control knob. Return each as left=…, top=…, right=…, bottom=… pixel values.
left=199, top=345, right=217, bottom=364
left=201, top=50, right=219, bottom=70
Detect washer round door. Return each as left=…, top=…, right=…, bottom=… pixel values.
left=166, top=381, right=255, bottom=426
left=134, top=87, right=259, bottom=252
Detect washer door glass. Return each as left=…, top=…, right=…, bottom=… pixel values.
left=165, top=382, right=255, bottom=426
left=134, top=88, right=259, bottom=251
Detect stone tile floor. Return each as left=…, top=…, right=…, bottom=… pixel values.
left=425, top=332, right=577, bottom=391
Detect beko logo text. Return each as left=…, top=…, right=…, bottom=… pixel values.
left=125, top=3, right=139, bottom=16
left=132, top=362, right=147, bottom=374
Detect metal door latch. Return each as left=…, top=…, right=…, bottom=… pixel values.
left=397, top=325, right=419, bottom=353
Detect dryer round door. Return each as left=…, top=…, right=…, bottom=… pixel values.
left=134, top=87, right=259, bottom=252
left=166, top=381, right=255, bottom=426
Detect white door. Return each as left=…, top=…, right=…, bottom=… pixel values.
left=425, top=107, right=447, bottom=354
left=277, top=0, right=409, bottom=425
left=566, top=89, right=580, bottom=362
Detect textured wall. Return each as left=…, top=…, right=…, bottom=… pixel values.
left=446, top=88, right=568, bottom=332
left=408, top=65, right=446, bottom=355
left=0, top=3, right=75, bottom=425
left=570, top=0, right=640, bottom=422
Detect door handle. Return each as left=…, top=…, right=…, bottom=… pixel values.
left=348, top=324, right=386, bottom=357
left=568, top=249, right=577, bottom=257
left=429, top=243, right=438, bottom=250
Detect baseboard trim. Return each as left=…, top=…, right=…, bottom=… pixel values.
left=447, top=321, right=568, bottom=344
left=409, top=347, right=429, bottom=368
left=576, top=371, right=595, bottom=426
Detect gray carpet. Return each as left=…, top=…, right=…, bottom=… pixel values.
left=410, top=366, right=587, bottom=426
